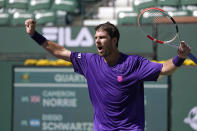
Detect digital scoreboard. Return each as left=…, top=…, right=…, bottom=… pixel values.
left=12, top=66, right=168, bottom=131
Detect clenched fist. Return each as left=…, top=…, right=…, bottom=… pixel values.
left=177, top=41, right=191, bottom=59
left=25, top=19, right=36, bottom=36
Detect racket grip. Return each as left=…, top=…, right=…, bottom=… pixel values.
left=188, top=53, right=197, bottom=64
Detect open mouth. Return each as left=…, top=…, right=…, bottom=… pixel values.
left=98, top=47, right=102, bottom=50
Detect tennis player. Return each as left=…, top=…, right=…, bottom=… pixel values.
left=25, top=19, right=191, bottom=131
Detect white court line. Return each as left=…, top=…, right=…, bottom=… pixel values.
left=14, top=83, right=167, bottom=88
left=14, top=83, right=87, bottom=88
left=144, top=84, right=168, bottom=88
left=14, top=68, right=74, bottom=72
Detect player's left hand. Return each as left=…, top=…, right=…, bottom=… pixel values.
left=177, top=41, right=191, bottom=59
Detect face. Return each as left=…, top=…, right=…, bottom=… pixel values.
left=94, top=30, right=117, bottom=57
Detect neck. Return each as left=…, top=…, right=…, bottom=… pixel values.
left=104, top=49, right=120, bottom=66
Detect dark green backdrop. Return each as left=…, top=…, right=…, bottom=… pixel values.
left=1, top=24, right=197, bottom=131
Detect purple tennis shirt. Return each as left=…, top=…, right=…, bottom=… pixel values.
left=70, top=52, right=163, bottom=131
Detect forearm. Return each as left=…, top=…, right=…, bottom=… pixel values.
left=160, top=59, right=178, bottom=75
left=42, top=40, right=71, bottom=61
left=160, top=56, right=185, bottom=75
left=31, top=31, right=71, bottom=61
left=160, top=41, right=191, bottom=75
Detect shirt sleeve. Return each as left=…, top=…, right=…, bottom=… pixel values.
left=136, top=56, right=163, bottom=81
left=70, top=51, right=90, bottom=76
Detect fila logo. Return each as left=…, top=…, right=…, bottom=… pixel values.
left=42, top=27, right=94, bottom=47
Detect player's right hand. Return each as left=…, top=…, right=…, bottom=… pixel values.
left=25, top=19, right=36, bottom=36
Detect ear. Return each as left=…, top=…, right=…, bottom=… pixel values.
left=112, top=37, right=117, bottom=47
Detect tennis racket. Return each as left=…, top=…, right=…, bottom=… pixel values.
left=137, top=7, right=197, bottom=64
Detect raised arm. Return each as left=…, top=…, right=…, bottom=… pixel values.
left=25, top=19, right=71, bottom=62
left=160, top=41, right=191, bottom=75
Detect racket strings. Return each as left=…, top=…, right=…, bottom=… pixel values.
left=138, top=8, right=178, bottom=44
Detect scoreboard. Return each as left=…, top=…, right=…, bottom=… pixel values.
left=12, top=66, right=168, bottom=131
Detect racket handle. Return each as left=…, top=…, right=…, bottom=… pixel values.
left=188, top=53, right=197, bottom=64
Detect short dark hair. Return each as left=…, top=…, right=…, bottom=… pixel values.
left=95, top=22, right=120, bottom=47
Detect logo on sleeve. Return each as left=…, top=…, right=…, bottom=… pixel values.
left=117, top=75, right=123, bottom=82
left=78, top=53, right=81, bottom=59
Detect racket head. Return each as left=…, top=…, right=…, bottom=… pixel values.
left=137, top=7, right=179, bottom=45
